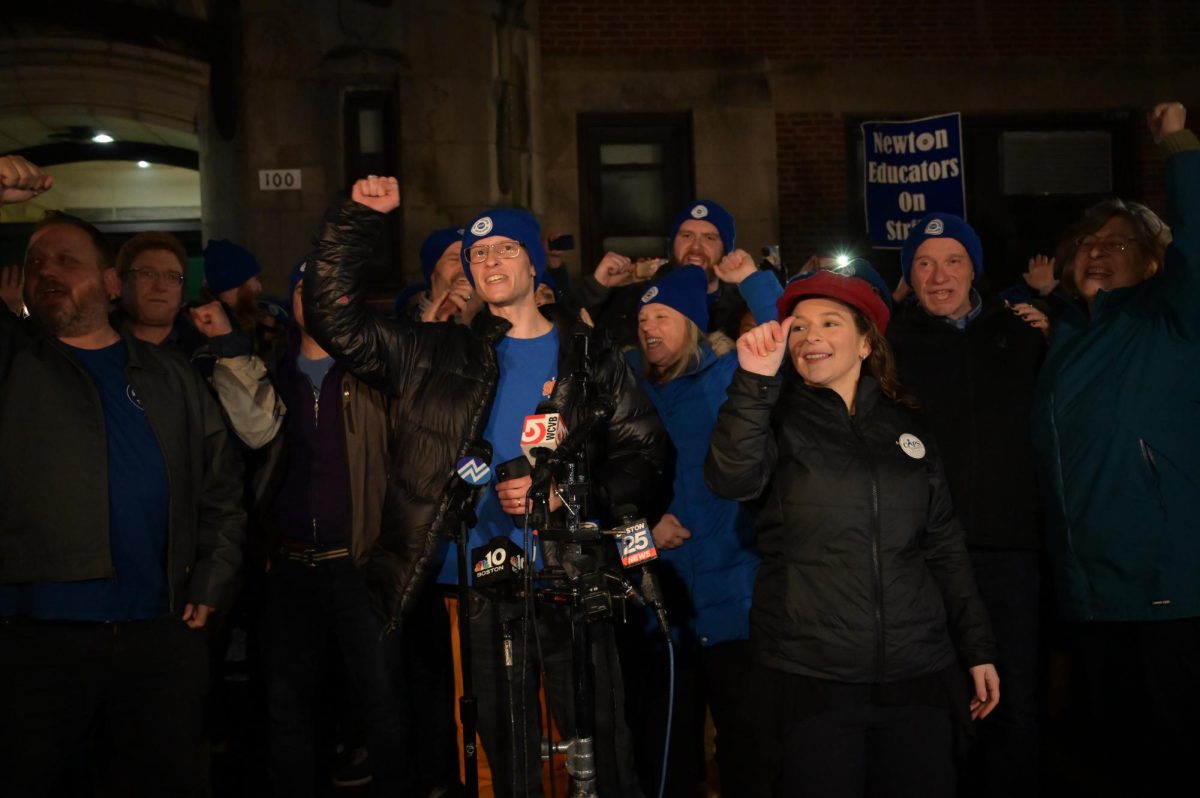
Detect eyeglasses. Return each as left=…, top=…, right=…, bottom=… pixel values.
left=128, top=268, right=186, bottom=286
left=1075, top=236, right=1134, bottom=255
left=465, top=241, right=523, bottom=264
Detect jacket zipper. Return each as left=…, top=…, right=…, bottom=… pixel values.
left=341, top=379, right=355, bottom=558
left=1048, top=391, right=1088, bottom=616
left=1139, top=438, right=1167, bottom=516
left=312, top=387, right=320, bottom=545
left=1047, top=393, right=1075, bottom=558
left=850, top=415, right=886, bottom=681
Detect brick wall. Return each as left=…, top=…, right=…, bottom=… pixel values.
left=543, top=1, right=1195, bottom=268
left=775, top=112, right=851, bottom=265
left=541, top=0, right=1196, bottom=59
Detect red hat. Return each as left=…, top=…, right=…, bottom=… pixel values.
left=776, top=269, right=891, bottom=333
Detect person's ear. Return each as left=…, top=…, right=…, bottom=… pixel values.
left=102, top=267, right=121, bottom=298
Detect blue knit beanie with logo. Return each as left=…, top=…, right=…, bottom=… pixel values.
left=459, top=208, right=547, bottom=289
left=668, top=200, right=736, bottom=255
left=637, top=265, right=709, bottom=331
left=900, top=212, right=984, bottom=285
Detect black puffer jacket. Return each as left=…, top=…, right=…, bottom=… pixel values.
left=704, top=368, right=994, bottom=682
left=304, top=199, right=673, bottom=621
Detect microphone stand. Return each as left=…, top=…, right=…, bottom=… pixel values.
left=444, top=447, right=492, bottom=798
left=456, top=506, right=481, bottom=798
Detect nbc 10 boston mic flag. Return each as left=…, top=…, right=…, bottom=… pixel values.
left=861, top=112, right=966, bottom=249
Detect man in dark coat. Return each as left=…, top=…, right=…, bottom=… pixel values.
left=888, top=211, right=1045, bottom=797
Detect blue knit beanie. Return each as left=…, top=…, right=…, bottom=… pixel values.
left=637, top=265, right=709, bottom=331
left=420, top=227, right=464, bottom=284
left=459, top=208, right=547, bottom=289
left=900, top=212, right=983, bottom=285
left=203, top=239, right=261, bottom=295
left=668, top=200, right=736, bottom=255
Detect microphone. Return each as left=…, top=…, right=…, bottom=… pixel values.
left=521, top=405, right=567, bottom=516
left=471, top=536, right=526, bottom=597
left=520, top=409, right=566, bottom=466
left=613, top=505, right=670, bottom=640
left=442, top=441, right=493, bottom=535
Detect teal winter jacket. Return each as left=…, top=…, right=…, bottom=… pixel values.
left=1031, top=132, right=1200, bottom=622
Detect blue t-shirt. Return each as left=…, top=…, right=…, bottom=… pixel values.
left=436, top=328, right=559, bottom=585
left=297, top=353, right=335, bottom=395
left=0, top=341, right=171, bottom=621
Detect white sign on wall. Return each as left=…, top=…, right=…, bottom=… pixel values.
left=258, top=169, right=302, bottom=191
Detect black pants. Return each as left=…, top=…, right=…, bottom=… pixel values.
left=768, top=681, right=955, bottom=798
left=260, top=556, right=412, bottom=798
left=1074, top=617, right=1200, bottom=796
left=964, top=548, right=1040, bottom=798
left=403, top=584, right=459, bottom=794
left=634, top=639, right=760, bottom=798
left=0, top=615, right=210, bottom=798
left=466, top=591, right=643, bottom=798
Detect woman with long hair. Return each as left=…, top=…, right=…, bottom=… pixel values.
left=705, top=262, right=998, bottom=797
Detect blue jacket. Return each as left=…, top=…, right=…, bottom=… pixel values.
left=628, top=343, right=760, bottom=647
left=1031, top=136, right=1200, bottom=622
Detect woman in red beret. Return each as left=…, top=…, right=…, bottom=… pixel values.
left=704, top=261, right=998, bottom=798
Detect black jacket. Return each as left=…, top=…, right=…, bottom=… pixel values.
left=303, top=199, right=673, bottom=621
left=0, top=309, right=245, bottom=612
left=704, top=368, right=994, bottom=682
left=887, top=294, right=1045, bottom=550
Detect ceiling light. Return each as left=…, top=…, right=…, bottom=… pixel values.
left=136, top=160, right=151, bottom=168
left=91, top=133, right=114, bottom=144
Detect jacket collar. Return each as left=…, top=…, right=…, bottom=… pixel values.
left=784, top=365, right=883, bottom=419
left=470, top=302, right=590, bottom=348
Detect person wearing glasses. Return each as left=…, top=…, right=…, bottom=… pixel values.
left=1030, top=101, right=1200, bottom=795
left=302, top=178, right=672, bottom=798
left=705, top=263, right=998, bottom=798
left=115, top=231, right=284, bottom=450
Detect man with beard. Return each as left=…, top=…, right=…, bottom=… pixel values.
left=203, top=237, right=270, bottom=344
left=576, top=199, right=780, bottom=346
left=0, top=157, right=245, bottom=797
left=117, top=231, right=284, bottom=449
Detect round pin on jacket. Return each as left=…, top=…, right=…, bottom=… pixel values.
left=898, top=433, right=926, bottom=459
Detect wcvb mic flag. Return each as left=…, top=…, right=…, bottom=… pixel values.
left=521, top=413, right=565, bottom=464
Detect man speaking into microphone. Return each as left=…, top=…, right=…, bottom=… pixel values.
left=302, top=175, right=672, bottom=798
